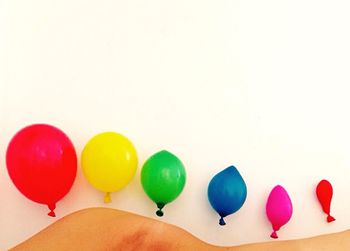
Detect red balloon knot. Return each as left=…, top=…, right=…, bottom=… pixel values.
left=48, top=204, right=56, bottom=217
left=327, top=214, right=335, bottom=223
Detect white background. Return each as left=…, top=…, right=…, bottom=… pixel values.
left=1, top=0, right=350, bottom=249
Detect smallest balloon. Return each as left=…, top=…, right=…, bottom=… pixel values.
left=265, top=185, right=293, bottom=239
left=316, top=179, right=335, bottom=223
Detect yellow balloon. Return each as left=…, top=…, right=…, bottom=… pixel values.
left=81, top=132, right=138, bottom=203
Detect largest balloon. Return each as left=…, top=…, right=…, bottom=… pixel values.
left=6, top=124, right=77, bottom=217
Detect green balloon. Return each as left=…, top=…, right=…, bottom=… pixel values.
left=141, top=150, right=186, bottom=217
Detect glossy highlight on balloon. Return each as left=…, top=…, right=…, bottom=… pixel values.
left=207, top=166, right=247, bottom=226
left=6, top=124, right=77, bottom=217
left=316, top=179, right=335, bottom=223
left=81, top=132, right=138, bottom=203
left=266, top=185, right=293, bottom=239
left=141, top=150, right=186, bottom=217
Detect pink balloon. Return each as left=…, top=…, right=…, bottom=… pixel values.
left=266, top=185, right=293, bottom=239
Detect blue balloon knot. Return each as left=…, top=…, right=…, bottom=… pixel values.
left=219, top=217, right=226, bottom=226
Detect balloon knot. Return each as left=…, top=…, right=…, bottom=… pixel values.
left=104, top=192, right=111, bottom=203
left=48, top=204, right=56, bottom=217
left=327, top=214, right=335, bottom=223
left=270, top=231, right=278, bottom=239
left=219, top=217, right=226, bottom=226
left=156, top=209, right=164, bottom=217
left=156, top=202, right=165, bottom=217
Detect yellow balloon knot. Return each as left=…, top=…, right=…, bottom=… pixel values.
left=104, top=192, right=111, bottom=203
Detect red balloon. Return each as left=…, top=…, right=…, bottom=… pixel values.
left=6, top=124, right=77, bottom=217
left=316, top=179, right=335, bottom=223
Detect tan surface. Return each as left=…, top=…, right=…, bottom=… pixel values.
left=11, top=208, right=350, bottom=251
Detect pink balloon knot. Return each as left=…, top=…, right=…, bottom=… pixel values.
left=327, top=214, right=335, bottom=223
left=270, top=231, right=278, bottom=239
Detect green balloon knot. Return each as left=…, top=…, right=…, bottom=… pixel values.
left=156, top=209, right=164, bottom=217
left=156, top=202, right=165, bottom=217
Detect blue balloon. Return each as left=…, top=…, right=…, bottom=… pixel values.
left=207, top=166, right=247, bottom=226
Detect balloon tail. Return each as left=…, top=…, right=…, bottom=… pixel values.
left=156, top=209, right=164, bottom=217
left=48, top=204, right=56, bottom=217
left=270, top=231, right=278, bottom=239
left=327, top=214, right=335, bottom=223
left=156, top=202, right=165, bottom=217
left=104, top=192, right=111, bottom=203
left=219, top=217, right=226, bottom=226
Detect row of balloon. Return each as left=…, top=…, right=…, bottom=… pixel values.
left=6, top=124, right=336, bottom=239
left=207, top=168, right=335, bottom=238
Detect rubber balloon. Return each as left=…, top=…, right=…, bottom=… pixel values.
left=6, top=124, right=77, bottom=217
left=207, top=166, right=247, bottom=226
left=81, top=132, right=138, bottom=203
left=141, top=150, right=186, bottom=217
left=266, top=185, right=293, bottom=239
left=316, top=179, right=335, bottom=223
